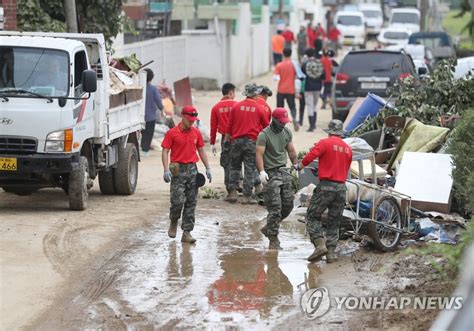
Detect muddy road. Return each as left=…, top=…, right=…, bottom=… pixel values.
left=0, top=73, right=454, bottom=330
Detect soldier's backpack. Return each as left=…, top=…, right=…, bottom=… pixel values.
left=305, top=59, right=324, bottom=79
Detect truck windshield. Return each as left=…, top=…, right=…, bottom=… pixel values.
left=392, top=13, right=420, bottom=25
left=0, top=47, right=69, bottom=98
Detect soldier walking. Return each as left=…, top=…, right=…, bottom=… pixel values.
left=256, top=108, right=298, bottom=250
left=162, top=106, right=212, bottom=244
left=210, top=83, right=237, bottom=194
left=296, top=120, right=352, bottom=262
left=225, top=83, right=269, bottom=204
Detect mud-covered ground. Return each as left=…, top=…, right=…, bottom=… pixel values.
left=0, top=71, right=456, bottom=330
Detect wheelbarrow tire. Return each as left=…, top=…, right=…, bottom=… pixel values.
left=368, top=196, right=402, bottom=252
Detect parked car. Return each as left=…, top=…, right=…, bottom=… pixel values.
left=332, top=50, right=418, bottom=121
left=386, top=44, right=436, bottom=72
left=408, top=31, right=456, bottom=63
left=389, top=8, right=420, bottom=33
left=334, top=11, right=367, bottom=48
left=377, top=26, right=411, bottom=46
left=453, top=56, right=474, bottom=80
left=358, top=3, right=384, bottom=36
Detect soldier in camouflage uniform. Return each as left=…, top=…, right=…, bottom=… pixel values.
left=162, top=106, right=212, bottom=244
left=256, top=108, right=298, bottom=249
left=296, top=120, right=352, bottom=262
left=225, top=83, right=270, bottom=204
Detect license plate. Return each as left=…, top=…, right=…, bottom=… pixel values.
left=361, top=82, right=386, bottom=89
left=343, top=39, right=354, bottom=45
left=0, top=157, right=17, bottom=171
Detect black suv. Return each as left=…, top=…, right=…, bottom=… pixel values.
left=331, top=50, right=417, bottom=121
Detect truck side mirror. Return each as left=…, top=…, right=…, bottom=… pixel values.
left=418, top=67, right=428, bottom=76
left=82, top=70, right=97, bottom=93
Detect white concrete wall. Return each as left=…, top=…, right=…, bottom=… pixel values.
left=113, top=35, right=188, bottom=86
left=113, top=4, right=271, bottom=88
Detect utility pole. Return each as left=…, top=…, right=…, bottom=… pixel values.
left=64, top=0, right=78, bottom=33
left=278, top=0, right=284, bottom=19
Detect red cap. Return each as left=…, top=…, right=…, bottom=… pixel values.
left=272, top=107, right=291, bottom=124
left=181, top=105, right=199, bottom=122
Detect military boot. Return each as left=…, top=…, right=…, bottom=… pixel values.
left=225, top=190, right=238, bottom=203
left=168, top=219, right=178, bottom=238
left=240, top=195, right=257, bottom=205
left=181, top=231, right=196, bottom=244
left=326, top=248, right=338, bottom=263
left=268, top=236, right=282, bottom=250
left=307, top=238, right=328, bottom=262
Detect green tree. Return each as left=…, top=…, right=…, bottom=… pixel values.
left=17, top=0, right=125, bottom=44
left=455, top=0, right=473, bottom=38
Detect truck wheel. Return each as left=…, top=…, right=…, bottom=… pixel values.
left=98, top=169, right=116, bottom=194
left=68, top=156, right=90, bottom=211
left=2, top=187, right=35, bottom=196
left=114, top=143, right=138, bottom=195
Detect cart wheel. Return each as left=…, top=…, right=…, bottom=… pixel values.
left=367, top=196, right=402, bottom=251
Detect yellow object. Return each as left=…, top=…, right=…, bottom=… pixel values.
left=0, top=157, right=17, bottom=171
left=163, top=98, right=174, bottom=116
left=64, top=129, right=73, bottom=152
left=350, top=160, right=387, bottom=179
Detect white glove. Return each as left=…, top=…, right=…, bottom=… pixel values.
left=211, top=145, right=217, bottom=156
left=259, top=171, right=269, bottom=185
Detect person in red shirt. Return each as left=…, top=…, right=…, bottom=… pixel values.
left=296, top=119, right=352, bottom=263
left=281, top=26, right=295, bottom=49
left=314, top=23, right=327, bottom=39
left=274, top=48, right=299, bottom=131
left=272, top=31, right=285, bottom=66
left=162, top=106, right=212, bottom=244
left=256, top=85, right=273, bottom=123
left=225, top=83, right=269, bottom=204
left=307, top=23, right=316, bottom=49
left=210, top=83, right=237, bottom=193
left=328, top=25, right=341, bottom=56
left=319, top=49, right=333, bottom=109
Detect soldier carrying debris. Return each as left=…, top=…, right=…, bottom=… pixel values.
left=225, top=83, right=270, bottom=204
left=256, top=108, right=298, bottom=250
left=295, top=119, right=352, bottom=262
left=162, top=106, right=212, bottom=244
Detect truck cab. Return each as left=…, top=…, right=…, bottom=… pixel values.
left=0, top=32, right=145, bottom=210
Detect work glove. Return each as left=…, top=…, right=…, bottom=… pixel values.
left=206, top=168, right=212, bottom=183
left=293, top=163, right=301, bottom=172
left=259, top=171, right=269, bottom=185
left=211, top=145, right=218, bottom=156
left=163, top=170, right=172, bottom=183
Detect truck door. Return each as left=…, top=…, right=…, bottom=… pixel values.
left=72, top=50, right=94, bottom=144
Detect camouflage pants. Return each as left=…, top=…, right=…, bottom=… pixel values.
left=229, top=137, right=258, bottom=196
left=220, top=138, right=232, bottom=191
left=306, top=180, right=346, bottom=249
left=170, top=163, right=198, bottom=232
left=264, top=168, right=295, bottom=236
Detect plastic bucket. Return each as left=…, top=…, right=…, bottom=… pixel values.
left=345, top=93, right=388, bottom=132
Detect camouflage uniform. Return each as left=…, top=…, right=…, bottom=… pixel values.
left=229, top=137, right=258, bottom=196
left=170, top=163, right=198, bottom=232
left=306, top=180, right=346, bottom=249
left=220, top=139, right=232, bottom=190
left=263, top=168, right=294, bottom=236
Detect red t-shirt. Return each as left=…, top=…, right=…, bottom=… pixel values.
left=328, top=27, right=341, bottom=41
left=274, top=59, right=296, bottom=94
left=307, top=27, right=316, bottom=48
left=210, top=98, right=237, bottom=145
left=302, top=136, right=352, bottom=183
left=315, top=27, right=327, bottom=39
left=161, top=124, right=205, bottom=164
left=227, top=98, right=269, bottom=141
left=256, top=96, right=272, bottom=124
left=281, top=30, right=295, bottom=43
left=320, top=56, right=333, bottom=83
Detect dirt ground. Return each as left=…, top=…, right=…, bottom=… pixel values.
left=0, top=71, right=456, bottom=330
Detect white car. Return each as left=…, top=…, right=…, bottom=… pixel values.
left=377, top=26, right=411, bottom=47
left=389, top=8, right=420, bottom=34
left=385, top=44, right=436, bottom=71
left=358, top=3, right=384, bottom=35
left=334, top=11, right=366, bottom=48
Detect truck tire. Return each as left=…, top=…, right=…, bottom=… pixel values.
left=114, top=143, right=138, bottom=195
left=98, top=169, right=116, bottom=194
left=68, top=156, right=90, bottom=211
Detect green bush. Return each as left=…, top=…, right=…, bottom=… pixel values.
left=447, top=108, right=474, bottom=215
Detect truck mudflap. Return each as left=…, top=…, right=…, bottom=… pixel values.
left=0, top=153, right=80, bottom=184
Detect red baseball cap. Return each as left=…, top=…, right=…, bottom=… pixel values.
left=181, top=105, right=199, bottom=122
left=272, top=107, right=291, bottom=124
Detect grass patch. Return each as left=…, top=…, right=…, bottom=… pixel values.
left=442, top=10, right=473, bottom=50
